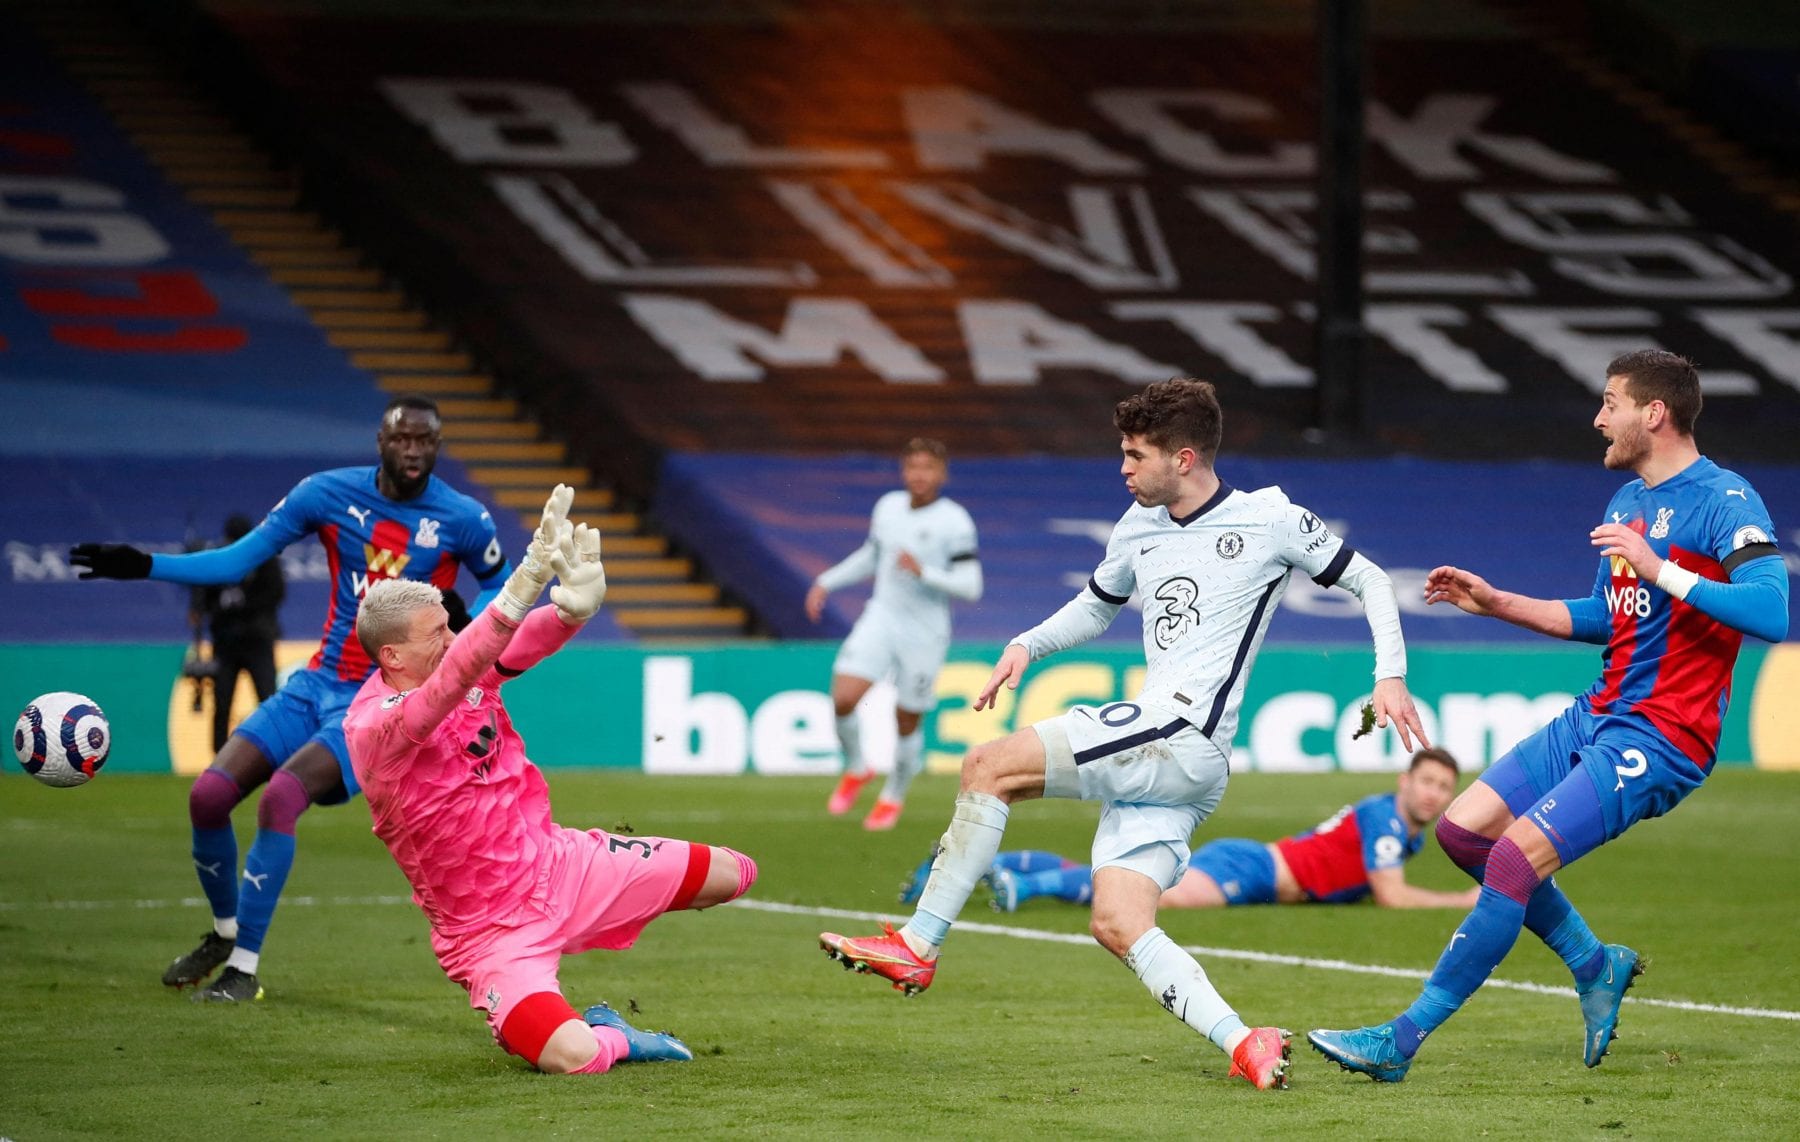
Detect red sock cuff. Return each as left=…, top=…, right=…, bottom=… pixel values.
left=500, top=992, right=580, bottom=1066
left=669, top=843, right=713, bottom=911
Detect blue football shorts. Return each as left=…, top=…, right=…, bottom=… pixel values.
left=232, top=665, right=361, bottom=801
left=1187, top=838, right=1278, bottom=905
left=1480, top=701, right=1706, bottom=867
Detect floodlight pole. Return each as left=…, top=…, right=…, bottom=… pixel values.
left=1314, top=0, right=1367, bottom=437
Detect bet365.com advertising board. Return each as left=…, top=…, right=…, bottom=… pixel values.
left=5, top=641, right=1797, bottom=777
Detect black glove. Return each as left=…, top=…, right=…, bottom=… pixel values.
left=441, top=588, right=473, bottom=632
left=69, top=543, right=153, bottom=580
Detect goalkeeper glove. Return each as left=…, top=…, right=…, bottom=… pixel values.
left=69, top=543, right=152, bottom=580
left=492, top=484, right=573, bottom=622
left=549, top=523, right=607, bottom=623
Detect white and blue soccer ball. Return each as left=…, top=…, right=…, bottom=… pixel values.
left=12, top=691, right=111, bottom=787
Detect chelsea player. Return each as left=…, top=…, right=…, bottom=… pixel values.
left=820, top=378, right=1431, bottom=1092
left=70, top=395, right=511, bottom=1002
left=1310, top=350, right=1789, bottom=1081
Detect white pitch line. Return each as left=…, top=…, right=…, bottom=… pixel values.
left=7, top=892, right=1797, bottom=1024
left=738, top=899, right=1800, bottom=1024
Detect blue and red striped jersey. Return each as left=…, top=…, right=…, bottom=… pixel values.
left=258, top=467, right=507, bottom=681
left=1274, top=792, right=1423, bottom=903
left=1581, top=456, right=1778, bottom=767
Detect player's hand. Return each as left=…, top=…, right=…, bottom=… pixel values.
left=1371, top=676, right=1428, bottom=751
left=69, top=542, right=152, bottom=580
left=440, top=589, right=473, bottom=632
left=1589, top=523, right=1660, bottom=581
left=1422, top=565, right=1500, bottom=617
left=549, top=523, right=607, bottom=623
left=895, top=550, right=922, bottom=576
left=974, top=643, right=1030, bottom=711
left=804, top=583, right=828, bottom=623
left=495, top=484, right=574, bottom=621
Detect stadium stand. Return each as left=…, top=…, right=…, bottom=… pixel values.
left=0, top=4, right=629, bottom=641
left=163, top=0, right=1800, bottom=644
left=16, top=0, right=1798, bottom=646
left=657, top=451, right=1800, bottom=644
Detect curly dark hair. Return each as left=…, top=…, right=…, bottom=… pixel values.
left=1112, top=378, right=1223, bottom=458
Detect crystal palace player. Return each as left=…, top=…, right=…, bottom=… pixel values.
left=957, top=748, right=1475, bottom=913
left=345, top=487, right=757, bottom=1074
left=70, top=395, right=510, bottom=1002
left=820, top=378, right=1431, bottom=1092
left=1311, top=351, right=1790, bottom=1082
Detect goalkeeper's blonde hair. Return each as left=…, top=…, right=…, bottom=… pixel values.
left=356, top=578, right=445, bottom=660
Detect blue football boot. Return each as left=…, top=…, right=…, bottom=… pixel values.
left=1307, top=1024, right=1414, bottom=1083
left=583, top=1003, right=694, bottom=1063
left=985, top=866, right=1022, bottom=914
left=898, top=852, right=935, bottom=905
left=1578, top=944, right=1644, bottom=1067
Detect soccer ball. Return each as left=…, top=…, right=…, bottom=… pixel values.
left=13, top=691, right=111, bottom=787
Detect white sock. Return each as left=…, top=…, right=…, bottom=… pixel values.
left=225, top=947, right=260, bottom=975
left=902, top=792, right=1009, bottom=955
left=213, top=917, right=239, bottom=940
left=878, top=728, right=925, bottom=805
left=1125, top=928, right=1244, bottom=1052
left=836, top=713, right=866, bottom=777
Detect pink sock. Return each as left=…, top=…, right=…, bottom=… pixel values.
left=572, top=1026, right=629, bottom=1074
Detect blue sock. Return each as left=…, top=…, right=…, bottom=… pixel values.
left=191, top=825, right=239, bottom=921
left=1023, top=865, right=1093, bottom=904
left=1014, top=850, right=1070, bottom=874
left=1525, top=879, right=1606, bottom=986
left=1400, top=886, right=1529, bottom=1046
left=235, top=830, right=296, bottom=955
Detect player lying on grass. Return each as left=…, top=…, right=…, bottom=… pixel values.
left=903, top=748, right=1477, bottom=913
left=819, top=378, right=1433, bottom=1092
left=1310, top=350, right=1790, bottom=1082
left=344, top=486, right=758, bottom=1074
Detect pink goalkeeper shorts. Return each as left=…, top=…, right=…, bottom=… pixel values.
left=434, top=827, right=711, bottom=1036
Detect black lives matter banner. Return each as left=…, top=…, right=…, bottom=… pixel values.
left=215, top=14, right=1800, bottom=467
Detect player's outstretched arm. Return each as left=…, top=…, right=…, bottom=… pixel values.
left=68, top=543, right=151, bottom=579
left=1424, top=564, right=1574, bottom=639
left=1367, top=867, right=1481, bottom=909
left=72, top=527, right=285, bottom=586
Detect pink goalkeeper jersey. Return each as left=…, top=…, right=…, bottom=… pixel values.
left=343, top=606, right=578, bottom=937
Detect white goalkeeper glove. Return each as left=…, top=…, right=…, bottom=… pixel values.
left=493, top=484, right=573, bottom=622
left=549, top=522, right=607, bottom=623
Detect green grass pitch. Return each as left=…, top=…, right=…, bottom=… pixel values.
left=3, top=769, right=1798, bottom=1138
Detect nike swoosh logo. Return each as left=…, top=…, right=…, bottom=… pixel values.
left=1140, top=544, right=1159, bottom=555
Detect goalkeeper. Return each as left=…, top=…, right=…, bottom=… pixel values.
left=343, top=486, right=758, bottom=1074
